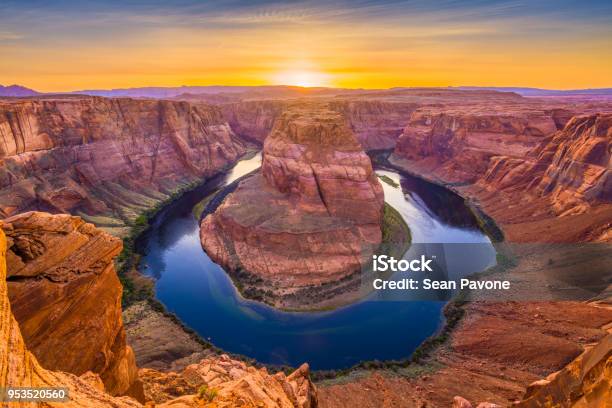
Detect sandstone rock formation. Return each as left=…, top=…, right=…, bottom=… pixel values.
left=391, top=112, right=612, bottom=242
left=222, top=100, right=289, bottom=143
left=392, top=108, right=559, bottom=184
left=201, top=107, right=384, bottom=307
left=222, top=99, right=416, bottom=150
left=0, top=211, right=142, bottom=398
left=516, top=332, right=611, bottom=407
left=0, top=226, right=143, bottom=408
left=141, top=354, right=317, bottom=408
left=0, top=96, right=245, bottom=235
left=327, top=100, right=416, bottom=150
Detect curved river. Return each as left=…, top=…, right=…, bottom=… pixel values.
left=138, top=153, right=495, bottom=370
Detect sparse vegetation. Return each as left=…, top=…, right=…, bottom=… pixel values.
left=197, top=385, right=218, bottom=402
left=381, top=202, right=411, bottom=246
left=377, top=174, right=399, bottom=188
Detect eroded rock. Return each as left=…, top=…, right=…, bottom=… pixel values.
left=141, top=354, right=317, bottom=408
left=1, top=211, right=143, bottom=399
left=201, top=106, right=384, bottom=307
left=0, top=96, right=245, bottom=235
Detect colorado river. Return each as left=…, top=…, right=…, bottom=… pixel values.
left=137, top=153, right=495, bottom=370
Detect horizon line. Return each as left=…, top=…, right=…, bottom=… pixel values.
left=4, top=83, right=612, bottom=94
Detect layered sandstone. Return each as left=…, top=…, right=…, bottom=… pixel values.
left=0, top=226, right=143, bottom=408
left=517, top=331, right=611, bottom=407
left=392, top=108, right=559, bottom=184
left=221, top=100, right=289, bottom=143
left=327, top=100, right=416, bottom=150
left=0, top=96, right=245, bottom=235
left=391, top=112, right=612, bottom=242
left=201, top=107, right=384, bottom=307
left=0, top=211, right=142, bottom=398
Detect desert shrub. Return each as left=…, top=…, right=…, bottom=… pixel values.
left=198, top=385, right=218, bottom=402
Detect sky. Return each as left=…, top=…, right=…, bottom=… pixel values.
left=1, top=0, right=611, bottom=91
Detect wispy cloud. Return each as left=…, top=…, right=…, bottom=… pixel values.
left=0, top=31, right=23, bottom=41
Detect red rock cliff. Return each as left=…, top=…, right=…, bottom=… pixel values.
left=221, top=99, right=415, bottom=150
left=0, top=211, right=142, bottom=398
left=0, top=96, right=245, bottom=235
left=392, top=112, right=612, bottom=242
left=392, top=108, right=558, bottom=184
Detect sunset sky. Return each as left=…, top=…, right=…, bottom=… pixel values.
left=1, top=0, right=611, bottom=92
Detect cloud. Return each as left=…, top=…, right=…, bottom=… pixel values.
left=0, top=31, right=23, bottom=41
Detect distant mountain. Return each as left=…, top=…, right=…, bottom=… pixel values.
left=72, top=85, right=355, bottom=99
left=0, top=84, right=40, bottom=97
left=455, top=86, right=612, bottom=96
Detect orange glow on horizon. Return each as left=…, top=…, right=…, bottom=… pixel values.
left=1, top=4, right=611, bottom=93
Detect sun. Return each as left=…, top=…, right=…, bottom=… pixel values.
left=272, top=70, right=332, bottom=88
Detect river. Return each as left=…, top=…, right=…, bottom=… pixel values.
left=138, top=153, right=495, bottom=370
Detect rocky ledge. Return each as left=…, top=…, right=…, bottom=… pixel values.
left=0, top=211, right=143, bottom=398
left=141, top=354, right=317, bottom=407
left=200, top=106, right=384, bottom=308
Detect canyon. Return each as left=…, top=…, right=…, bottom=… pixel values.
left=390, top=110, right=612, bottom=242
left=0, top=89, right=610, bottom=407
left=200, top=106, right=385, bottom=308
left=0, top=96, right=246, bottom=236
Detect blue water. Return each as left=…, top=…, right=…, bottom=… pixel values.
left=139, top=154, right=495, bottom=369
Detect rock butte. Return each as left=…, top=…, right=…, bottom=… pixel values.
left=200, top=106, right=384, bottom=306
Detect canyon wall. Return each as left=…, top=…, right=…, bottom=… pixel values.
left=392, top=108, right=559, bottom=184
left=221, top=100, right=289, bottom=143
left=327, top=100, right=416, bottom=150
left=0, top=96, right=245, bottom=235
left=391, top=112, right=612, bottom=242
left=1, top=211, right=142, bottom=398
left=0, top=225, right=143, bottom=408
left=221, top=99, right=415, bottom=150
left=201, top=106, right=384, bottom=307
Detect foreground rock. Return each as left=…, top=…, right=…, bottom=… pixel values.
left=141, top=354, right=317, bottom=408
left=0, top=96, right=245, bottom=235
left=0, top=211, right=143, bottom=398
left=516, top=331, right=611, bottom=407
left=201, top=106, right=384, bottom=308
left=0, top=227, right=142, bottom=408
